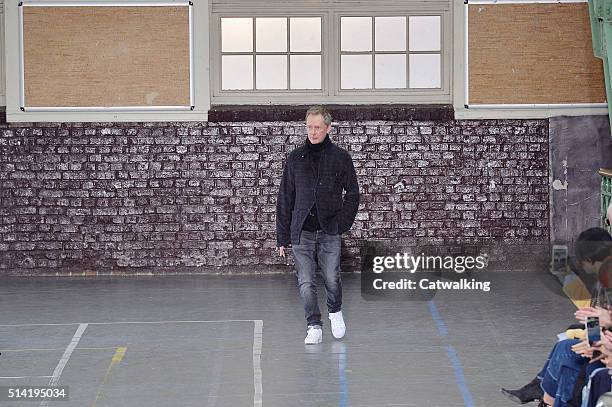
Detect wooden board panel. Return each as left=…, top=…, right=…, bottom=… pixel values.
left=23, top=6, right=191, bottom=108
left=468, top=3, right=606, bottom=105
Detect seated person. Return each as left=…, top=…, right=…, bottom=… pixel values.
left=502, top=228, right=612, bottom=406
left=574, top=313, right=612, bottom=407
left=574, top=228, right=612, bottom=291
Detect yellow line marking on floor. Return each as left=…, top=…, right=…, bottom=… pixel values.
left=112, top=347, right=126, bottom=363
left=91, top=347, right=127, bottom=407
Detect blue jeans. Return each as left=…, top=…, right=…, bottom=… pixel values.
left=538, top=339, right=589, bottom=407
left=293, top=230, right=342, bottom=327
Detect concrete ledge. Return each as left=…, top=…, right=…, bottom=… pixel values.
left=208, top=104, right=455, bottom=122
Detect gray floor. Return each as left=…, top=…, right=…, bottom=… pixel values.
left=0, top=272, right=575, bottom=407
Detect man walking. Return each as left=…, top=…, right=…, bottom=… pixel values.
left=276, top=106, right=360, bottom=344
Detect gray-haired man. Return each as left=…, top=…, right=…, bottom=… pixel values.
left=276, top=106, right=360, bottom=344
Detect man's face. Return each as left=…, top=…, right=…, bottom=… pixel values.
left=581, top=260, right=599, bottom=274
left=306, top=113, right=330, bottom=144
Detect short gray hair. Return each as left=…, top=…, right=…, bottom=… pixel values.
left=305, top=105, right=332, bottom=125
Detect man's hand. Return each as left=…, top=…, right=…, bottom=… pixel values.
left=572, top=339, right=600, bottom=358
left=601, top=331, right=612, bottom=354
left=603, top=330, right=612, bottom=347
left=278, top=246, right=286, bottom=257
left=592, top=331, right=612, bottom=364
left=575, top=307, right=612, bottom=328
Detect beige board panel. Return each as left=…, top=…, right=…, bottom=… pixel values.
left=23, top=6, right=190, bottom=108
left=468, top=3, right=606, bottom=105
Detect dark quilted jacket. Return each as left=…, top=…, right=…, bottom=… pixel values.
left=276, top=139, right=359, bottom=247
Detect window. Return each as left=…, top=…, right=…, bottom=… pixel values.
left=220, top=17, right=323, bottom=90
left=211, top=1, right=451, bottom=105
left=340, top=15, right=442, bottom=90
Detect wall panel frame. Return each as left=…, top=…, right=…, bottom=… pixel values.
left=466, top=1, right=605, bottom=106
left=5, top=0, right=210, bottom=122
left=19, top=1, right=194, bottom=111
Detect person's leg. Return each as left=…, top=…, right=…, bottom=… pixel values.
left=502, top=340, right=582, bottom=405
left=317, top=232, right=342, bottom=313
left=502, top=377, right=544, bottom=404
left=502, top=340, right=560, bottom=404
left=537, top=341, right=559, bottom=381
left=292, top=230, right=322, bottom=328
left=540, top=339, right=587, bottom=406
left=316, top=231, right=345, bottom=339
left=552, top=363, right=586, bottom=407
left=543, top=392, right=555, bottom=406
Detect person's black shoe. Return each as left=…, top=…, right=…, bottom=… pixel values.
left=501, top=377, right=544, bottom=404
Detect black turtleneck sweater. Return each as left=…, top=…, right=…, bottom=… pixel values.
left=301, top=135, right=331, bottom=232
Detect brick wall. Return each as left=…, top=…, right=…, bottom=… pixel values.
left=0, top=119, right=549, bottom=275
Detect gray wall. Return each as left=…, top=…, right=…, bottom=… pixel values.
left=0, top=119, right=549, bottom=275
left=550, top=115, right=612, bottom=247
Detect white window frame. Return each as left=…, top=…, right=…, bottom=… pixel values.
left=4, top=0, right=210, bottom=122
left=212, top=13, right=329, bottom=100
left=211, top=0, right=453, bottom=105
left=335, top=13, right=446, bottom=95
left=452, top=0, right=609, bottom=119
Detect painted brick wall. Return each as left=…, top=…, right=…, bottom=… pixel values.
left=0, top=119, right=549, bottom=275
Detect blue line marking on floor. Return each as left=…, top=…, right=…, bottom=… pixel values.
left=428, top=300, right=475, bottom=407
left=427, top=300, right=448, bottom=337
left=446, top=345, right=476, bottom=407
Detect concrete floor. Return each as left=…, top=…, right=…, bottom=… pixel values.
left=0, top=272, right=576, bottom=407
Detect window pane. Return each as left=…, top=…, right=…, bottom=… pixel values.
left=341, top=17, right=372, bottom=52
left=375, top=54, right=406, bottom=89
left=290, top=17, right=321, bottom=52
left=375, top=17, right=406, bottom=52
left=222, top=55, right=253, bottom=90
left=409, top=54, right=441, bottom=88
left=341, top=55, right=372, bottom=89
left=221, top=18, right=253, bottom=53
left=409, top=16, right=441, bottom=51
left=256, top=55, right=287, bottom=89
left=256, top=18, right=287, bottom=52
left=290, top=55, right=321, bottom=89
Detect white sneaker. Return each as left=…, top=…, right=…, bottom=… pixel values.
left=329, top=311, right=346, bottom=339
left=304, top=326, right=322, bottom=344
